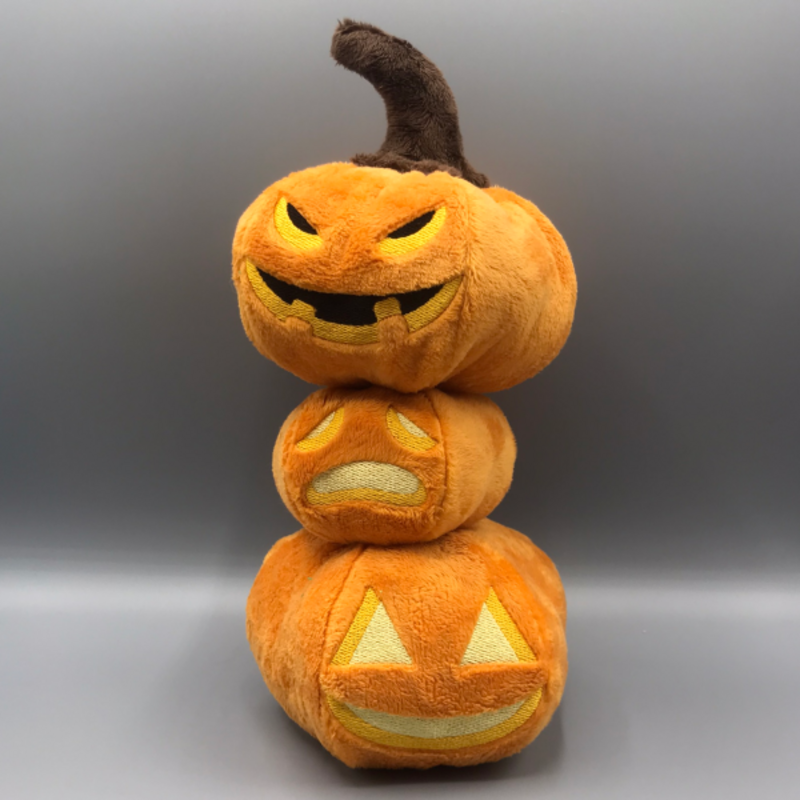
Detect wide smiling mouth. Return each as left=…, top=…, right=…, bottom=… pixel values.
left=306, top=462, right=427, bottom=507
left=245, top=260, right=461, bottom=345
left=326, top=690, right=542, bottom=750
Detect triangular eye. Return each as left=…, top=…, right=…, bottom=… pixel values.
left=332, top=588, right=412, bottom=666
left=460, top=589, right=536, bottom=665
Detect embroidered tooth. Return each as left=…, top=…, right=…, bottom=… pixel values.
left=374, top=296, right=402, bottom=321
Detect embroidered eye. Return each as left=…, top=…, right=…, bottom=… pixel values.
left=379, top=207, right=447, bottom=256
left=388, top=210, right=435, bottom=239
left=287, top=202, right=317, bottom=234
left=332, top=588, right=412, bottom=666
left=460, top=589, right=536, bottom=665
left=386, top=407, right=436, bottom=451
left=297, top=408, right=344, bottom=451
left=274, top=197, right=321, bottom=250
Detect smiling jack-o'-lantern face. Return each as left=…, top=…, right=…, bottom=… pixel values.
left=247, top=519, right=567, bottom=768
left=273, top=386, right=516, bottom=545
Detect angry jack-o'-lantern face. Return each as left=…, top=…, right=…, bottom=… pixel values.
left=273, top=386, right=515, bottom=545
left=232, top=21, right=576, bottom=394
left=246, top=519, right=568, bottom=768
left=234, top=165, right=575, bottom=393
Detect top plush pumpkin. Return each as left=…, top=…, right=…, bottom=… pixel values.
left=232, top=21, right=576, bottom=393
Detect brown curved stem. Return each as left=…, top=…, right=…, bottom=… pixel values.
left=331, top=19, right=489, bottom=187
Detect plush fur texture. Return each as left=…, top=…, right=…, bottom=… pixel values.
left=232, top=163, right=576, bottom=393
left=246, top=519, right=567, bottom=769
left=274, top=386, right=516, bottom=545
left=331, top=20, right=489, bottom=188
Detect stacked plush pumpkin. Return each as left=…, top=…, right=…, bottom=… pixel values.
left=231, top=21, right=577, bottom=769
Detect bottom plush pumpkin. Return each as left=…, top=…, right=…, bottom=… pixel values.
left=246, top=519, right=568, bottom=769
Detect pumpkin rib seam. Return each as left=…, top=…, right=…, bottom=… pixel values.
left=317, top=543, right=366, bottom=741
left=441, top=184, right=483, bottom=384
left=425, top=390, right=448, bottom=533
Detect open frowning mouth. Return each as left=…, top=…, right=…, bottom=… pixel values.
left=246, top=260, right=461, bottom=345
left=326, top=689, right=542, bottom=750
left=306, top=462, right=427, bottom=507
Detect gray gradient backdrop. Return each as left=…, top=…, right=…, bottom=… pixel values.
left=1, top=1, right=799, bottom=798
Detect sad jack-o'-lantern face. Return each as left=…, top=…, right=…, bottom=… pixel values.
left=232, top=21, right=576, bottom=394
left=273, top=386, right=516, bottom=545
left=246, top=519, right=568, bottom=769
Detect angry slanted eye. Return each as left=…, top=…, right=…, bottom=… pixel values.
left=274, top=197, right=321, bottom=250
left=287, top=202, right=317, bottom=234
left=387, top=210, right=435, bottom=239
left=379, top=207, right=447, bottom=256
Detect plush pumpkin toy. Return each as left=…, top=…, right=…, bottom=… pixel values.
left=247, top=520, right=567, bottom=769
left=232, top=21, right=576, bottom=394
left=273, top=386, right=515, bottom=546
left=235, top=19, right=575, bottom=770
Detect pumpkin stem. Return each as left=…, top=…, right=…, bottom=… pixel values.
left=331, top=19, right=489, bottom=188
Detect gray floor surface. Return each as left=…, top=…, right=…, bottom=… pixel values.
left=2, top=567, right=799, bottom=799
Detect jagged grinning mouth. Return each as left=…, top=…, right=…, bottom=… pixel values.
left=326, top=689, right=542, bottom=750
left=245, top=260, right=461, bottom=345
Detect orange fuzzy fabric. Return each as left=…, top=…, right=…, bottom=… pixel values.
left=273, top=386, right=516, bottom=545
left=232, top=163, right=576, bottom=393
left=246, top=519, right=567, bottom=769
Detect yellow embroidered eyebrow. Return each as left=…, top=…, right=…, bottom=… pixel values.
left=297, top=408, right=344, bottom=451
left=378, top=207, right=447, bottom=256
left=274, top=196, right=322, bottom=251
left=386, top=407, right=436, bottom=451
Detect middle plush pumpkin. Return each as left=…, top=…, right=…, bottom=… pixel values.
left=273, top=386, right=516, bottom=546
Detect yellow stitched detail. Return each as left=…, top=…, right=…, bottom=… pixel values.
left=404, top=276, right=462, bottom=332
left=245, top=261, right=459, bottom=344
left=350, top=601, right=412, bottom=665
left=307, top=462, right=426, bottom=507
left=245, top=260, right=380, bottom=344
left=386, top=407, right=436, bottom=451
left=485, top=589, right=536, bottom=663
left=273, top=197, right=321, bottom=251
left=307, top=484, right=427, bottom=507
left=378, top=207, right=447, bottom=256
left=246, top=259, right=286, bottom=316
left=332, top=588, right=381, bottom=666
left=461, top=602, right=520, bottom=665
left=311, top=462, right=420, bottom=494
left=326, top=689, right=542, bottom=750
left=296, top=408, right=344, bottom=452
left=374, top=296, right=402, bottom=321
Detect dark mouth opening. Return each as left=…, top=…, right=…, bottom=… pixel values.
left=257, top=268, right=445, bottom=326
